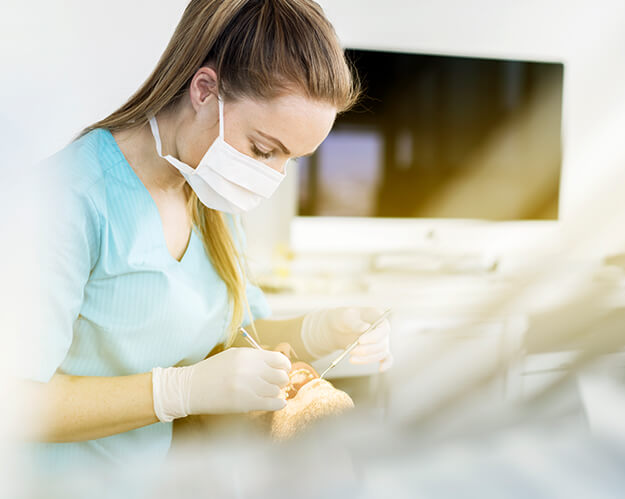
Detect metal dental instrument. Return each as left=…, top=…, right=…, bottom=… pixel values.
left=240, top=327, right=264, bottom=350
left=319, top=309, right=392, bottom=379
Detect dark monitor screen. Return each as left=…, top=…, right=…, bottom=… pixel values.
left=297, top=49, right=564, bottom=220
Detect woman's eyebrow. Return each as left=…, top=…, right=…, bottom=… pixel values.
left=256, top=130, right=291, bottom=155
left=254, top=130, right=317, bottom=157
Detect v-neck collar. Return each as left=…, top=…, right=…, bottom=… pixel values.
left=101, top=128, right=195, bottom=265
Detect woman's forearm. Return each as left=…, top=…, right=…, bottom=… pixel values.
left=20, top=372, right=158, bottom=443
left=239, top=316, right=315, bottom=362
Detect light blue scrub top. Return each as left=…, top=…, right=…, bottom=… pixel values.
left=20, top=128, right=271, bottom=474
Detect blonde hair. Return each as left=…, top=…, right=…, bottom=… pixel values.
left=77, top=0, right=359, bottom=347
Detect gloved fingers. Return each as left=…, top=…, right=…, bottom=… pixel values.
left=253, top=395, right=288, bottom=412
left=351, top=346, right=386, bottom=360
left=350, top=338, right=388, bottom=358
left=359, top=307, right=386, bottom=324
left=379, top=353, right=394, bottom=372
left=259, top=367, right=290, bottom=388
left=357, top=320, right=391, bottom=344
left=260, top=351, right=292, bottom=372
left=334, top=307, right=370, bottom=334
left=249, top=377, right=283, bottom=398
left=349, top=349, right=388, bottom=364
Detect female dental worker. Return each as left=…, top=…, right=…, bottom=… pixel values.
left=18, top=0, right=392, bottom=473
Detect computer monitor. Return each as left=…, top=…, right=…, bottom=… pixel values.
left=297, top=49, right=564, bottom=221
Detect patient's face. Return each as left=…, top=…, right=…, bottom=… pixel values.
left=270, top=358, right=354, bottom=440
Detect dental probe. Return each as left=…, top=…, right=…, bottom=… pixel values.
left=240, top=328, right=264, bottom=350
left=319, top=309, right=392, bottom=379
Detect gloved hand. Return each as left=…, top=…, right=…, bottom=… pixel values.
left=300, top=307, right=393, bottom=372
left=151, top=347, right=292, bottom=422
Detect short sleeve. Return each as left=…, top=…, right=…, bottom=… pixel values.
left=12, top=160, right=100, bottom=383
left=224, top=215, right=272, bottom=327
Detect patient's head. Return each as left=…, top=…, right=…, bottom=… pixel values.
left=270, top=355, right=354, bottom=440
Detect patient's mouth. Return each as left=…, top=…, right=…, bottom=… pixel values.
left=283, top=362, right=319, bottom=400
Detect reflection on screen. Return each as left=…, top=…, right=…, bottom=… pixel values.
left=297, top=49, right=563, bottom=220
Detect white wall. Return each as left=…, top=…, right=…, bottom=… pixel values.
left=0, top=1, right=189, bottom=170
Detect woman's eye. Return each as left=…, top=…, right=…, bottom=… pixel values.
left=251, top=144, right=272, bottom=160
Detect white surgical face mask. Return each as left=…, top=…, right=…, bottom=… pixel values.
left=148, top=97, right=285, bottom=213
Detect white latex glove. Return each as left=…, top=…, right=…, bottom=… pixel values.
left=151, top=347, right=292, bottom=422
left=301, top=307, right=393, bottom=372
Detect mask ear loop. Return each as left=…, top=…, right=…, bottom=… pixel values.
left=217, top=96, right=225, bottom=139
left=148, top=114, right=165, bottom=156
left=147, top=114, right=196, bottom=177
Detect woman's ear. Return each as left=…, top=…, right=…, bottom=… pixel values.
left=189, top=66, right=219, bottom=113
